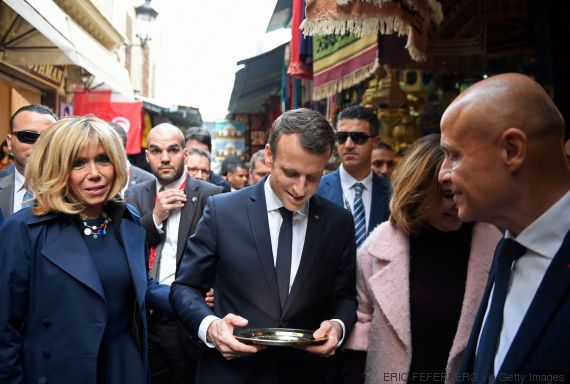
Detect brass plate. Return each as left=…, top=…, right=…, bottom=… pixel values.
left=234, top=328, right=328, bottom=347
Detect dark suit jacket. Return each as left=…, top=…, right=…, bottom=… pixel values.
left=129, top=165, right=155, bottom=187
left=0, top=172, right=15, bottom=218
left=316, top=169, right=391, bottom=234
left=457, top=231, right=570, bottom=383
left=170, top=181, right=358, bottom=383
left=125, top=176, right=222, bottom=268
left=0, top=203, right=171, bottom=384
left=208, top=171, right=231, bottom=193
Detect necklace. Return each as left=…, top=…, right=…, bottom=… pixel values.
left=81, top=212, right=111, bottom=239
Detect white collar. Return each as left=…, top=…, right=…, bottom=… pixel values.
left=339, top=164, right=373, bottom=191
left=508, top=190, right=570, bottom=260
left=155, top=174, right=186, bottom=192
left=264, top=176, right=308, bottom=216
left=14, top=167, right=25, bottom=192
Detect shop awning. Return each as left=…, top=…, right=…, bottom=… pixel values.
left=266, top=0, right=292, bottom=32
left=3, top=0, right=134, bottom=99
left=228, top=44, right=286, bottom=114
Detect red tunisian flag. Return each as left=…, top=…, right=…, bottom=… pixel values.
left=74, top=91, right=143, bottom=154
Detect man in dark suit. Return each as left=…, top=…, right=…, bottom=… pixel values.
left=126, top=123, right=222, bottom=384
left=317, top=105, right=391, bottom=247
left=438, top=73, right=570, bottom=383
left=0, top=104, right=56, bottom=218
left=316, top=105, right=391, bottom=383
left=171, top=108, right=357, bottom=383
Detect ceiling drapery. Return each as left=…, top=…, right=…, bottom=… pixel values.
left=301, top=0, right=443, bottom=62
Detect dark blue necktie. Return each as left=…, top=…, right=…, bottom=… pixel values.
left=472, top=238, right=526, bottom=383
left=276, top=207, right=293, bottom=310
left=352, top=183, right=366, bottom=248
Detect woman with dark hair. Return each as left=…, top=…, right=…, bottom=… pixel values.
left=0, top=116, right=171, bottom=383
left=346, top=134, right=501, bottom=384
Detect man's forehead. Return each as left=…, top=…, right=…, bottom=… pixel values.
left=148, top=137, right=182, bottom=147
left=188, top=153, right=209, bottom=162
left=13, top=110, right=55, bottom=128
left=337, top=118, right=370, bottom=131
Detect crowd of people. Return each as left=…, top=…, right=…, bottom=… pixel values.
left=0, top=73, right=568, bottom=384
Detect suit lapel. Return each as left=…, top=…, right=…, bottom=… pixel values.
left=142, top=182, right=156, bottom=213
left=500, top=231, right=570, bottom=374
left=283, top=196, right=322, bottom=315
left=42, top=221, right=106, bottom=301
left=119, top=218, right=148, bottom=310
left=177, top=178, right=200, bottom=261
left=247, top=183, right=280, bottom=308
left=325, top=170, right=344, bottom=206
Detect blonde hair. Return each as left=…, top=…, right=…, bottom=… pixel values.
left=389, top=134, right=444, bottom=236
left=25, top=116, right=128, bottom=215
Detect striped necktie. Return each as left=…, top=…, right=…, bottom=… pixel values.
left=352, top=182, right=366, bottom=248
left=22, top=189, right=34, bottom=208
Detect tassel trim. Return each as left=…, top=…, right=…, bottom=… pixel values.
left=301, top=17, right=427, bottom=61
left=313, top=60, right=379, bottom=100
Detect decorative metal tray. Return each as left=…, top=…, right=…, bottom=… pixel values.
left=234, top=328, right=328, bottom=347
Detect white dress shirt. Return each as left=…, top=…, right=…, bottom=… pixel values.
left=479, top=190, right=570, bottom=375
left=13, top=169, right=26, bottom=213
left=198, top=176, right=345, bottom=346
left=153, top=176, right=185, bottom=286
left=338, top=165, right=373, bottom=232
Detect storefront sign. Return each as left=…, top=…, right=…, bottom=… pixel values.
left=22, top=64, right=65, bottom=87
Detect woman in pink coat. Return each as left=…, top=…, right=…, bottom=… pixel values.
left=346, top=134, right=501, bottom=384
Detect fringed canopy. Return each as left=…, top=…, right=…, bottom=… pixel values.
left=301, top=0, right=443, bottom=62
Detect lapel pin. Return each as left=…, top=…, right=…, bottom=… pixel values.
left=191, top=196, right=197, bottom=203
left=315, top=214, right=319, bottom=220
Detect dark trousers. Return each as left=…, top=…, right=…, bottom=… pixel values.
left=324, top=349, right=367, bottom=384
left=148, top=314, right=200, bottom=384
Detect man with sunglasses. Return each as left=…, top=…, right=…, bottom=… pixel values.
left=0, top=104, right=56, bottom=218
left=317, top=105, right=391, bottom=383
left=318, top=105, right=391, bottom=245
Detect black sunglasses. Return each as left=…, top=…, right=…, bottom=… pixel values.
left=335, top=131, right=372, bottom=145
left=13, top=130, right=41, bottom=144
left=372, top=159, right=395, bottom=168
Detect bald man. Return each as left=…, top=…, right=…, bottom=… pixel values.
left=438, top=74, right=570, bottom=383
left=125, top=123, right=222, bottom=384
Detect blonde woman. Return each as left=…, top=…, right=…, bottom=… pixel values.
left=0, top=116, right=171, bottom=384
left=346, top=134, right=501, bottom=384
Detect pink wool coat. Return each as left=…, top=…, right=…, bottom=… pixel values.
left=346, top=221, right=501, bottom=384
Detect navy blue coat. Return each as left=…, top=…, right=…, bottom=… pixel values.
left=316, top=169, right=391, bottom=235
left=456, top=231, right=570, bottom=383
left=171, top=181, right=357, bottom=383
left=0, top=203, right=171, bottom=384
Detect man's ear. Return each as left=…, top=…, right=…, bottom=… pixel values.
left=500, top=127, right=526, bottom=171
left=264, top=144, right=273, bottom=168
left=6, top=133, right=12, bottom=152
